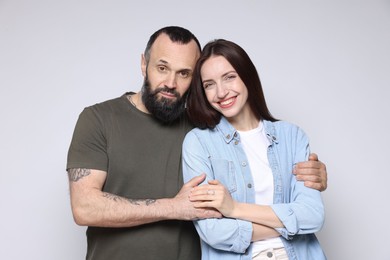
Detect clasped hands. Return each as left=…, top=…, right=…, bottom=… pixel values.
left=189, top=179, right=235, bottom=218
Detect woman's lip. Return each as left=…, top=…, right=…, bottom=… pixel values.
left=218, top=97, right=236, bottom=108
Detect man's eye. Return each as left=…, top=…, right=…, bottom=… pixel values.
left=158, top=66, right=167, bottom=72
left=180, top=71, right=190, bottom=78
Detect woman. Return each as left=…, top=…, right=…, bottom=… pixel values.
left=182, top=39, right=326, bottom=259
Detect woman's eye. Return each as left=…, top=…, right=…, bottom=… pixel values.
left=226, top=74, right=236, bottom=80
left=203, top=83, right=210, bottom=89
left=203, top=82, right=214, bottom=89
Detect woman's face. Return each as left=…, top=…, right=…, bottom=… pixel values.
left=201, top=55, right=251, bottom=122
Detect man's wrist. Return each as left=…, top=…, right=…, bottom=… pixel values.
left=156, top=198, right=177, bottom=220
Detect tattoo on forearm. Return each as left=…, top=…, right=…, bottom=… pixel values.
left=68, top=168, right=91, bottom=182
left=128, top=198, right=156, bottom=206
left=103, top=193, right=156, bottom=205
left=142, top=199, right=156, bottom=206
left=103, top=192, right=123, bottom=202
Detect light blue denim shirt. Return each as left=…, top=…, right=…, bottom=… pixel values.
left=182, top=117, right=326, bottom=260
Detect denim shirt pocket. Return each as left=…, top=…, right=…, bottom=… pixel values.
left=209, top=158, right=237, bottom=193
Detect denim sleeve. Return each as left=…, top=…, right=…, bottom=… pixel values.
left=271, top=126, right=325, bottom=240
left=182, top=131, right=252, bottom=253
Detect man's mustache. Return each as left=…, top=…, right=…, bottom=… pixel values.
left=153, top=86, right=180, bottom=98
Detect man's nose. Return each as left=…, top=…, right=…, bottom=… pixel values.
left=164, top=73, right=177, bottom=89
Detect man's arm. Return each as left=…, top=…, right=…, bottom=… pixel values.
left=293, top=153, right=328, bottom=191
left=68, top=169, right=220, bottom=227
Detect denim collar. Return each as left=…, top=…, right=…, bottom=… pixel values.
left=215, top=117, right=238, bottom=144
left=216, top=117, right=278, bottom=144
left=263, top=120, right=279, bottom=144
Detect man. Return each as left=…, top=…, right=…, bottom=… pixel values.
left=67, top=26, right=327, bottom=260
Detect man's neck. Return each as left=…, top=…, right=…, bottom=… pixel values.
left=128, top=92, right=150, bottom=114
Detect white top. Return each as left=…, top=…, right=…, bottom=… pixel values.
left=237, top=121, right=284, bottom=255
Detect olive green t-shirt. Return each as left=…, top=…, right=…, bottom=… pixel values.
left=67, top=93, right=199, bottom=260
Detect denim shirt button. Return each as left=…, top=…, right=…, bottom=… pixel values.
left=226, top=134, right=231, bottom=139
left=234, top=140, right=239, bottom=145
left=241, top=161, right=247, bottom=167
left=247, top=183, right=252, bottom=188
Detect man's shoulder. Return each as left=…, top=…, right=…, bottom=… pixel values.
left=87, top=93, right=126, bottom=109
left=80, top=93, right=127, bottom=116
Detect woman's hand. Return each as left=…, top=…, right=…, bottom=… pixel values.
left=189, top=179, right=237, bottom=217
left=190, top=179, right=284, bottom=228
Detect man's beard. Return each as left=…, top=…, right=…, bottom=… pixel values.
left=141, top=76, right=187, bottom=124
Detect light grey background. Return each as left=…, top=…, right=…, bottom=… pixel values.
left=1, top=0, right=389, bottom=259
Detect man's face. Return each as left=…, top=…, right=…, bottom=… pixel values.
left=141, top=74, right=187, bottom=123
left=141, top=33, right=200, bottom=123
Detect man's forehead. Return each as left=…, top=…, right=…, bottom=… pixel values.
left=149, top=34, right=200, bottom=69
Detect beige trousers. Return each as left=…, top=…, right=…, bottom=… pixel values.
left=252, top=247, right=289, bottom=260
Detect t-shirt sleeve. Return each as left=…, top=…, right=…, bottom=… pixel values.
left=66, top=107, right=108, bottom=172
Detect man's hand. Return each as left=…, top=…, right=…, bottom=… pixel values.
left=173, top=174, right=222, bottom=220
left=189, top=179, right=236, bottom=218
left=293, top=153, right=328, bottom=192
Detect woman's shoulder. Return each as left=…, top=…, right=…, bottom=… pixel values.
left=186, top=127, right=216, bottom=139
left=264, top=120, right=301, bottom=131
left=183, top=127, right=219, bottom=154
left=263, top=120, right=308, bottom=140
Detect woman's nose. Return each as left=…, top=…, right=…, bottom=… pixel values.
left=216, top=84, right=228, bottom=98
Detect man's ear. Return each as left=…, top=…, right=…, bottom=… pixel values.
left=141, top=54, right=147, bottom=77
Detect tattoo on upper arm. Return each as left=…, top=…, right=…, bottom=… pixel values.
left=102, top=192, right=156, bottom=206
left=68, top=168, right=91, bottom=182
